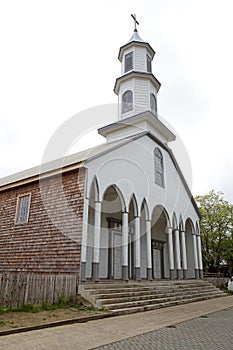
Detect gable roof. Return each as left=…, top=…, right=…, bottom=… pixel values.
left=0, top=131, right=201, bottom=218
left=0, top=134, right=144, bottom=191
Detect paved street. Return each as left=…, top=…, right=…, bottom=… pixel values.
left=0, top=296, right=233, bottom=350
left=93, top=307, right=233, bottom=350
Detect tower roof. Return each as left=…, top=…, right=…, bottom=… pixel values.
left=127, top=30, right=145, bottom=43
left=118, top=31, right=155, bottom=61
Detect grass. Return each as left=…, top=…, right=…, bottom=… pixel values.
left=0, top=297, right=105, bottom=315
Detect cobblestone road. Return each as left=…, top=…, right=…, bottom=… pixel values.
left=93, top=307, right=233, bottom=350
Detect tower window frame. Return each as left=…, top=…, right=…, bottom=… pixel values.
left=15, top=193, right=31, bottom=224
left=122, top=90, right=133, bottom=114
left=147, top=55, right=152, bottom=73
left=125, top=52, right=133, bottom=73
left=154, top=148, right=165, bottom=187
left=150, top=93, right=157, bottom=115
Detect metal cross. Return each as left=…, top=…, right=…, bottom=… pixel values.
left=131, top=14, right=139, bottom=32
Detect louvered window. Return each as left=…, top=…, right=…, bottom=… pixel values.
left=150, top=93, right=157, bottom=115
left=125, top=52, right=133, bottom=72
left=147, top=55, right=152, bottom=72
left=122, top=90, right=133, bottom=113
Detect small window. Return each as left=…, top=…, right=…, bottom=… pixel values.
left=154, top=148, right=164, bottom=187
left=16, top=194, right=31, bottom=224
left=150, top=93, right=157, bottom=115
left=125, top=52, right=133, bottom=72
left=147, top=55, right=152, bottom=72
left=122, top=90, right=133, bottom=113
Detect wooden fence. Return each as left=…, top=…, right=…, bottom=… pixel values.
left=0, top=273, right=79, bottom=307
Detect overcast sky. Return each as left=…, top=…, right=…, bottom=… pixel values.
left=0, top=0, right=232, bottom=202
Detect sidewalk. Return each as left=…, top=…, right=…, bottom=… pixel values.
left=1, top=295, right=233, bottom=350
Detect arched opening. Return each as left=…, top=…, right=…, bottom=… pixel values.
left=151, top=206, right=170, bottom=279
left=122, top=90, right=133, bottom=114
left=150, top=93, right=157, bottom=115
left=101, top=185, right=125, bottom=279
left=185, top=218, right=195, bottom=278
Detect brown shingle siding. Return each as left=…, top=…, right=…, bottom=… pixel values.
left=0, top=167, right=86, bottom=274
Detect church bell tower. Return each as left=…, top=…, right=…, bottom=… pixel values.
left=114, top=14, right=161, bottom=120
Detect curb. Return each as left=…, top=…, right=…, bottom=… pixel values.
left=0, top=311, right=121, bottom=337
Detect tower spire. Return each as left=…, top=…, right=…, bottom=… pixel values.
left=131, top=14, right=139, bottom=32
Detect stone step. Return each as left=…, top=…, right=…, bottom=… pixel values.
left=78, top=280, right=226, bottom=315
left=91, top=286, right=217, bottom=300
left=110, top=294, right=226, bottom=314
left=97, top=290, right=222, bottom=306
left=83, top=280, right=211, bottom=290
left=84, top=285, right=216, bottom=296
left=102, top=291, right=224, bottom=310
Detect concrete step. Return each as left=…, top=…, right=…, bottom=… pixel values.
left=78, top=280, right=226, bottom=314
left=91, top=286, right=217, bottom=300
left=102, top=291, right=224, bottom=310
left=86, top=284, right=217, bottom=296
left=112, top=294, right=226, bottom=315
left=97, top=290, right=223, bottom=306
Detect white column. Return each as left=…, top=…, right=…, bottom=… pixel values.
left=122, top=211, right=129, bottom=280
left=81, top=197, right=89, bottom=281
left=92, top=201, right=102, bottom=281
left=167, top=227, right=175, bottom=279
left=135, top=216, right=141, bottom=280
left=197, top=234, right=203, bottom=278
left=174, top=229, right=181, bottom=270
left=146, top=220, right=152, bottom=280
left=174, top=229, right=182, bottom=279
left=180, top=230, right=188, bottom=279
left=192, top=233, right=199, bottom=279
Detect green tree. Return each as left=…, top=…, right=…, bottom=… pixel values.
left=195, top=191, right=233, bottom=273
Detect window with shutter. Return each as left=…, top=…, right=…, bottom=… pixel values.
left=122, top=90, right=133, bottom=113
left=125, top=52, right=133, bottom=72
left=147, top=55, right=152, bottom=72
left=150, top=93, right=157, bottom=115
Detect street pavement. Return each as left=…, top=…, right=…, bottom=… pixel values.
left=0, top=296, right=233, bottom=350
left=93, top=307, right=233, bottom=350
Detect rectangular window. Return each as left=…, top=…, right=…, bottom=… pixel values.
left=16, top=194, right=31, bottom=224
left=147, top=55, right=152, bottom=72
left=125, top=52, right=133, bottom=72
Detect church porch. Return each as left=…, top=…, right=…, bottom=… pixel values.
left=80, top=184, right=203, bottom=283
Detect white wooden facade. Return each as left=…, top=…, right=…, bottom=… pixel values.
left=80, top=28, right=203, bottom=282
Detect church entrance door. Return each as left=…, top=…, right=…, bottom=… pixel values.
left=152, top=239, right=165, bottom=279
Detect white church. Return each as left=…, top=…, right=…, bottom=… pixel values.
left=0, top=16, right=204, bottom=307
left=80, top=17, right=203, bottom=283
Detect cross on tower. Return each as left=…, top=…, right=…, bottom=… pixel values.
left=131, top=14, right=139, bottom=32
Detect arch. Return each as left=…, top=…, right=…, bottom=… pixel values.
left=185, top=217, right=196, bottom=278
left=185, top=218, right=195, bottom=234
left=89, top=176, right=100, bottom=202
left=150, top=93, right=157, bottom=115
left=122, top=90, right=133, bottom=114
left=195, top=222, right=200, bottom=236
left=128, top=194, right=139, bottom=217
left=154, top=147, right=164, bottom=187
left=179, top=215, right=185, bottom=231
left=172, top=213, right=178, bottom=230
left=102, top=184, right=126, bottom=212
left=151, top=205, right=171, bottom=279
left=151, top=204, right=171, bottom=229
left=140, top=198, right=150, bottom=221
